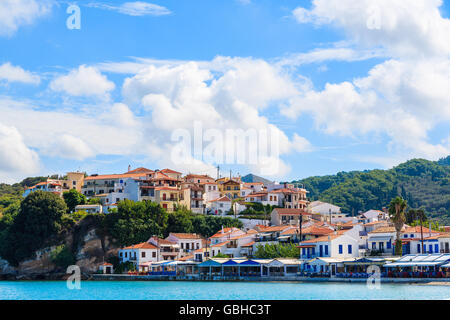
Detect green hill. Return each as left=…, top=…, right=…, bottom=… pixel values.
left=292, top=156, right=450, bottom=224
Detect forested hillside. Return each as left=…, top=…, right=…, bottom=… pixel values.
left=292, top=157, right=450, bottom=224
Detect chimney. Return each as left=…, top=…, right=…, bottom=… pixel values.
left=128, top=165, right=131, bottom=172
left=429, top=221, right=432, bottom=237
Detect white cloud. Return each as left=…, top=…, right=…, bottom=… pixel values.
left=43, top=134, right=94, bottom=161
left=282, top=58, right=450, bottom=160
left=0, top=62, right=40, bottom=85
left=0, top=0, right=53, bottom=37
left=293, top=0, right=450, bottom=58
left=291, top=134, right=313, bottom=153
left=121, top=57, right=303, bottom=177
left=0, top=123, right=40, bottom=182
left=87, top=1, right=171, bottom=16
left=277, top=47, right=385, bottom=67
left=50, top=65, right=115, bottom=97
left=0, top=97, right=142, bottom=161
left=286, top=1, right=450, bottom=162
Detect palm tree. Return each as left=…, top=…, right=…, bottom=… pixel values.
left=388, top=196, right=407, bottom=256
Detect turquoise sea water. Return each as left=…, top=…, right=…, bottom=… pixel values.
left=1, top=281, right=450, bottom=300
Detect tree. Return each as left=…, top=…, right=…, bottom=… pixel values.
left=165, top=207, right=194, bottom=236
left=388, top=196, right=407, bottom=256
left=253, top=243, right=299, bottom=259
left=0, top=191, right=67, bottom=266
left=105, top=200, right=168, bottom=247
left=50, top=244, right=75, bottom=268
left=63, top=189, right=86, bottom=212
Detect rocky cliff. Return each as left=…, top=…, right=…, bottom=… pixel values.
left=0, top=216, right=119, bottom=280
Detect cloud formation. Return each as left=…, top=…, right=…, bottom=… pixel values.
left=0, top=0, right=53, bottom=37
left=49, top=65, right=115, bottom=97
left=0, top=123, right=40, bottom=183
left=87, top=1, right=171, bottom=16
left=0, top=62, right=40, bottom=84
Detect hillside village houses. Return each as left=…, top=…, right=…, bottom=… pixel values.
left=21, top=166, right=450, bottom=278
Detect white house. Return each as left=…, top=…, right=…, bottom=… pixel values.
left=362, top=209, right=386, bottom=222
left=74, top=204, right=103, bottom=214
left=308, top=201, right=341, bottom=215
left=118, top=242, right=159, bottom=268
left=208, top=196, right=232, bottom=216
left=166, top=233, right=203, bottom=255
left=203, top=182, right=220, bottom=202
left=367, top=226, right=396, bottom=255
left=298, top=232, right=360, bottom=260
left=148, top=236, right=181, bottom=261
left=244, top=191, right=280, bottom=206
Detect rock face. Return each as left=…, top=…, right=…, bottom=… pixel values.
left=75, top=228, right=118, bottom=273
left=0, top=216, right=119, bottom=278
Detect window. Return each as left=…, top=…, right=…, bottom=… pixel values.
left=435, top=244, right=439, bottom=253
left=417, top=244, right=421, bottom=253
left=339, top=245, right=343, bottom=254
left=429, top=245, right=433, bottom=253
left=372, top=242, right=376, bottom=249
left=348, top=245, right=352, bottom=254
left=404, top=234, right=408, bottom=238
left=125, top=252, right=128, bottom=258
left=324, top=245, right=328, bottom=256
left=152, top=252, right=156, bottom=258
left=181, top=243, right=184, bottom=249
left=387, top=240, right=391, bottom=249
left=142, top=252, right=146, bottom=258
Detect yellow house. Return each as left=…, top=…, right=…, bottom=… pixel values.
left=218, top=180, right=241, bottom=199
left=155, top=187, right=190, bottom=212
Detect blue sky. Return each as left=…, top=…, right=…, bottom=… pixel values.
left=0, top=0, right=449, bottom=183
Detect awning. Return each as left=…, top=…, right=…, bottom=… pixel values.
left=385, top=261, right=446, bottom=268
left=441, top=263, right=450, bottom=268
left=369, top=236, right=392, bottom=241
left=277, top=236, right=291, bottom=240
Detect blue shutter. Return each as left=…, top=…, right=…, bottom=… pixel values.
left=339, top=245, right=343, bottom=254
left=325, top=245, right=329, bottom=256
left=435, top=244, right=439, bottom=253
left=348, top=245, right=352, bottom=254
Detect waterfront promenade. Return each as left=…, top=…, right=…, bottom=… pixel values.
left=91, top=273, right=450, bottom=284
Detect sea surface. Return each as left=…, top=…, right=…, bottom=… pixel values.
left=0, top=281, right=449, bottom=300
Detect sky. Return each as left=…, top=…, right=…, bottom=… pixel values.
left=0, top=0, right=449, bottom=183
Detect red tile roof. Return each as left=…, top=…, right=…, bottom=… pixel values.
left=169, top=233, right=201, bottom=239
left=125, top=167, right=154, bottom=174
left=161, top=168, right=181, bottom=174
left=123, top=242, right=158, bottom=250
left=273, top=208, right=310, bottom=216
left=85, top=173, right=148, bottom=181
left=209, top=196, right=231, bottom=202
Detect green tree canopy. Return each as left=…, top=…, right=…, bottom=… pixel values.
left=63, top=189, right=87, bottom=212
left=105, top=200, right=169, bottom=247
left=0, top=191, right=67, bottom=266
left=388, top=196, right=407, bottom=256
